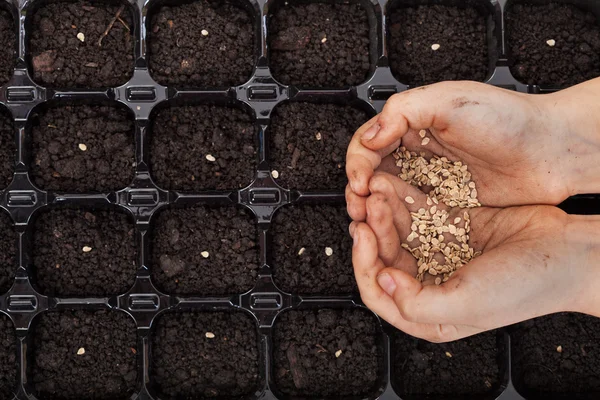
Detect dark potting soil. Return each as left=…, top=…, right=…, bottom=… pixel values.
left=33, top=208, right=136, bottom=297
left=30, top=0, right=134, bottom=88
left=393, top=330, right=500, bottom=396
left=31, top=310, right=137, bottom=400
left=271, top=204, right=355, bottom=294
left=151, top=206, right=258, bottom=295
left=512, top=313, right=600, bottom=395
left=0, top=10, right=15, bottom=86
left=150, top=105, right=256, bottom=191
left=269, top=1, right=371, bottom=87
left=273, top=308, right=382, bottom=398
left=389, top=5, right=489, bottom=86
left=0, top=314, right=17, bottom=400
left=148, top=0, right=255, bottom=87
left=31, top=104, right=135, bottom=193
left=506, top=3, right=600, bottom=86
left=269, top=102, right=368, bottom=190
left=0, top=210, right=15, bottom=295
left=151, top=311, right=259, bottom=399
left=0, top=111, right=15, bottom=190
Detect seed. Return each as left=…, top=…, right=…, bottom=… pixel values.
left=82, top=246, right=92, bottom=252
left=546, top=39, right=556, bottom=47
left=77, top=347, right=85, bottom=355
left=78, top=143, right=87, bottom=151
left=205, top=332, right=215, bottom=338
left=201, top=251, right=209, bottom=258
left=321, top=37, right=327, bottom=43
left=206, top=154, right=216, bottom=162
left=77, top=32, right=85, bottom=42
left=315, top=132, right=322, bottom=140
left=201, top=29, right=209, bottom=36
left=271, top=170, right=279, bottom=179
left=556, top=345, right=562, bottom=353
left=335, top=349, right=342, bottom=358
left=454, top=217, right=461, bottom=224
left=405, top=196, right=415, bottom=204
left=419, top=129, right=427, bottom=138
left=431, top=43, right=441, bottom=51
left=435, top=277, right=442, bottom=285
left=325, top=247, right=333, bottom=256
left=445, top=351, right=452, bottom=358
left=421, top=137, right=430, bottom=146
left=298, top=247, right=306, bottom=256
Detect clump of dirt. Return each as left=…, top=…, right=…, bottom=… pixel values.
left=273, top=308, right=382, bottom=398
left=0, top=314, right=16, bottom=400
left=151, top=206, right=258, bottom=295
left=33, top=208, right=136, bottom=297
left=269, top=1, right=371, bottom=87
left=506, top=3, right=600, bottom=86
left=150, top=105, right=256, bottom=191
left=0, top=111, right=15, bottom=189
left=0, top=10, right=15, bottom=86
left=31, top=310, right=137, bottom=400
left=389, top=4, right=489, bottom=86
left=148, top=0, right=255, bottom=87
left=0, top=209, right=15, bottom=295
left=31, top=104, right=135, bottom=193
left=30, top=0, right=134, bottom=88
left=151, top=311, right=259, bottom=399
left=269, top=102, right=368, bottom=190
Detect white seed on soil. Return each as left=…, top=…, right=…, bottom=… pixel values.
left=82, top=246, right=92, bottom=253
left=335, top=350, right=342, bottom=358
left=78, top=143, right=87, bottom=151
left=77, top=347, right=85, bottom=355
left=445, top=351, right=452, bottom=358
left=201, top=29, right=209, bottom=36
left=321, top=37, right=327, bottom=43
left=557, top=345, right=563, bottom=353
left=546, top=39, right=556, bottom=47
left=325, top=247, right=333, bottom=256
left=271, top=170, right=279, bottom=179
left=298, top=247, right=306, bottom=256
left=419, top=129, right=427, bottom=138
left=405, top=196, right=415, bottom=204
left=205, top=332, right=215, bottom=338
left=77, top=32, right=85, bottom=42
left=421, top=137, right=430, bottom=146
left=431, top=43, right=441, bottom=51
left=201, top=251, right=209, bottom=258
left=315, top=132, right=322, bottom=140
left=206, top=154, right=216, bottom=162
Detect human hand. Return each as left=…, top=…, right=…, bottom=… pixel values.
left=349, top=172, right=600, bottom=342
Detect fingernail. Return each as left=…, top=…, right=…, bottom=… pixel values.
left=377, top=273, right=397, bottom=296
left=361, top=123, right=380, bottom=141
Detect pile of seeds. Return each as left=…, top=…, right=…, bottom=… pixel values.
left=394, top=131, right=482, bottom=284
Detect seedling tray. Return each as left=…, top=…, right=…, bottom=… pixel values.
left=0, top=0, right=598, bottom=399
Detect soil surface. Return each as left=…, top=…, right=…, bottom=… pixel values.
left=389, top=5, right=489, bottom=86
left=33, top=208, right=136, bottom=297
left=0, top=314, right=16, bottom=400
left=31, top=104, right=135, bottom=193
left=0, top=10, right=15, bottom=86
left=151, top=206, right=258, bottom=295
left=148, top=0, right=255, bottom=87
left=0, top=210, right=15, bottom=295
left=393, top=330, right=500, bottom=395
left=0, top=111, right=14, bottom=189
left=506, top=3, right=600, bottom=86
left=151, top=105, right=256, bottom=191
left=31, top=310, right=137, bottom=400
left=512, top=313, right=600, bottom=396
left=271, top=204, right=354, bottom=294
left=30, top=0, right=134, bottom=88
left=151, top=311, right=259, bottom=399
left=269, top=102, right=368, bottom=190
left=269, top=2, right=371, bottom=87
left=273, top=308, right=381, bottom=398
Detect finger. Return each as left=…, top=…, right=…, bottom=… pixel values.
left=370, top=171, right=437, bottom=214
left=365, top=192, right=406, bottom=271
left=346, top=184, right=367, bottom=222
left=368, top=173, right=411, bottom=240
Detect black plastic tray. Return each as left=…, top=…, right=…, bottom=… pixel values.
left=0, top=0, right=598, bottom=399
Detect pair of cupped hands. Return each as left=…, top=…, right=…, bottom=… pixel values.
left=345, top=78, right=600, bottom=342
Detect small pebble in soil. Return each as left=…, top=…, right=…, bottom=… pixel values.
left=273, top=309, right=381, bottom=398
left=269, top=1, right=371, bottom=87
left=151, top=206, right=258, bottom=295
left=30, top=1, right=134, bottom=88
left=151, top=105, right=256, bottom=191
left=0, top=211, right=15, bottom=295
left=148, top=0, right=255, bottom=87
left=31, top=310, right=137, bottom=400
left=269, top=102, right=369, bottom=190
left=151, top=312, right=259, bottom=399
left=272, top=204, right=354, bottom=294
left=0, top=314, right=17, bottom=399
left=0, top=10, right=15, bottom=87
left=389, top=4, right=489, bottom=86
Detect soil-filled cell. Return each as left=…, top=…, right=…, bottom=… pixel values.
left=506, top=3, right=600, bottom=86
left=31, top=104, right=135, bottom=193
left=33, top=208, right=136, bottom=297
left=148, top=0, right=255, bottom=87
left=272, top=204, right=354, bottom=294
left=0, top=10, right=15, bottom=87
left=150, top=105, right=256, bottom=191
left=151, top=311, right=259, bottom=399
left=0, top=314, right=17, bottom=400
left=389, top=4, right=489, bottom=86
left=273, top=308, right=382, bottom=398
left=30, top=0, right=134, bottom=88
left=392, top=330, right=501, bottom=396
left=269, top=102, right=368, bottom=190
left=30, top=310, right=137, bottom=400
left=512, top=313, right=600, bottom=397
left=151, top=206, right=258, bottom=295
left=269, top=1, right=371, bottom=87
left=0, top=111, right=15, bottom=189
left=0, top=210, right=15, bottom=295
